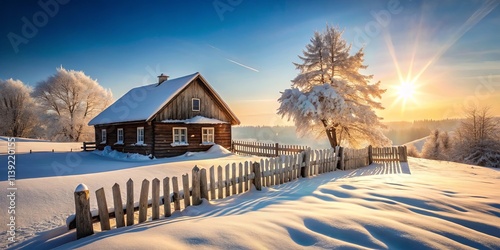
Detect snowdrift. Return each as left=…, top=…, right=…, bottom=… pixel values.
left=4, top=157, right=500, bottom=249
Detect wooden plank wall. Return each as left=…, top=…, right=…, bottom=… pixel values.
left=156, top=79, right=233, bottom=123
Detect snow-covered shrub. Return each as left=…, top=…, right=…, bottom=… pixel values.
left=406, top=144, right=420, bottom=158
left=421, top=129, right=450, bottom=161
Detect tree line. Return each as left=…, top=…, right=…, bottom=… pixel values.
left=0, top=67, right=112, bottom=141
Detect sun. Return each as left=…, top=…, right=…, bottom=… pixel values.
left=396, top=81, right=415, bottom=100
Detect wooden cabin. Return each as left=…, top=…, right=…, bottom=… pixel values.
left=88, top=72, right=240, bottom=157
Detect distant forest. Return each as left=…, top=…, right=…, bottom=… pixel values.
left=233, top=118, right=466, bottom=147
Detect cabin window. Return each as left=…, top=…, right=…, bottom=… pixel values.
left=202, top=127, right=214, bottom=144
left=116, top=128, right=124, bottom=144
left=172, top=127, right=188, bottom=146
left=192, top=98, right=200, bottom=111
left=137, top=127, right=145, bottom=144
left=101, top=129, right=107, bottom=144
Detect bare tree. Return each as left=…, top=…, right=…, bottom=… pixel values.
left=34, top=67, right=113, bottom=141
left=0, top=79, right=40, bottom=137
left=452, top=105, right=500, bottom=167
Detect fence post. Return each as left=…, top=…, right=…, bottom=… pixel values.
left=275, top=142, right=279, bottom=157
left=192, top=166, right=201, bottom=206
left=368, top=145, right=373, bottom=165
left=74, top=184, right=94, bottom=239
left=253, top=162, right=262, bottom=191
left=338, top=147, right=345, bottom=170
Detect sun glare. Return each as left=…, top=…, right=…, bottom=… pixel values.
left=397, top=81, right=415, bottom=100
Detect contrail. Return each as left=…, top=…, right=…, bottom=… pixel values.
left=226, top=58, right=259, bottom=72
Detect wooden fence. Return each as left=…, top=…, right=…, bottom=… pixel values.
left=232, top=140, right=308, bottom=157
left=370, top=145, right=408, bottom=163
left=70, top=148, right=340, bottom=239
left=81, top=142, right=97, bottom=151
left=70, top=145, right=407, bottom=239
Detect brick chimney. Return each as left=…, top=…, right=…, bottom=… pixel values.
left=157, top=73, right=169, bottom=85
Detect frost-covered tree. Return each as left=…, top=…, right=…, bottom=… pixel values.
left=34, top=67, right=113, bottom=141
left=452, top=106, right=500, bottom=167
left=278, top=25, right=390, bottom=148
left=421, top=129, right=450, bottom=160
left=0, top=79, right=40, bottom=137
left=406, top=143, right=420, bottom=158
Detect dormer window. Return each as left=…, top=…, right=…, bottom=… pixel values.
left=192, top=98, right=200, bottom=111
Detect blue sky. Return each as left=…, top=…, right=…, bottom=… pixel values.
left=1, top=0, right=499, bottom=125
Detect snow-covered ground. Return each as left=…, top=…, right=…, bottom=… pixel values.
left=404, top=136, right=428, bottom=152
left=2, top=139, right=500, bottom=249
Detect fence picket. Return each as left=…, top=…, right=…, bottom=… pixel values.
left=182, top=174, right=190, bottom=208
left=152, top=178, right=160, bottom=220
left=112, top=183, right=125, bottom=228
left=244, top=162, right=249, bottom=192
left=225, top=164, right=230, bottom=197
left=270, top=158, right=275, bottom=186
left=172, top=177, right=180, bottom=211
left=163, top=177, right=171, bottom=217
left=217, top=166, right=223, bottom=199
left=138, top=179, right=150, bottom=223
left=239, top=163, right=243, bottom=193
left=201, top=168, right=209, bottom=201
left=209, top=166, right=215, bottom=200
left=126, top=179, right=134, bottom=226
left=192, top=167, right=201, bottom=206
left=254, top=162, right=262, bottom=191
left=232, top=163, right=237, bottom=195
left=95, top=188, right=110, bottom=230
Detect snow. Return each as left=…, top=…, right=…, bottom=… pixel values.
left=92, top=146, right=153, bottom=161
left=74, top=184, right=88, bottom=192
left=0, top=139, right=258, bottom=248
left=405, top=136, right=428, bottom=152
left=88, top=73, right=199, bottom=125
left=162, top=115, right=228, bottom=124
left=2, top=139, right=500, bottom=249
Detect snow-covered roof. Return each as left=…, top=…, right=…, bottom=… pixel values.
left=162, top=115, right=228, bottom=124
left=89, top=72, right=240, bottom=125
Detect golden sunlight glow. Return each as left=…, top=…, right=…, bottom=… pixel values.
left=396, top=81, right=415, bottom=100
